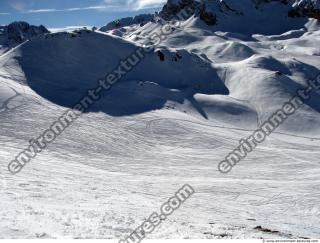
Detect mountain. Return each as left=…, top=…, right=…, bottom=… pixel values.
left=99, top=0, right=320, bottom=35
left=290, top=0, right=320, bottom=18
left=159, top=0, right=320, bottom=33
left=99, top=14, right=155, bottom=32
left=0, top=21, right=49, bottom=47
left=0, top=0, right=320, bottom=239
left=160, top=0, right=320, bottom=20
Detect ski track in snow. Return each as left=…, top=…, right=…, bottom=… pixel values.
left=0, top=94, right=320, bottom=239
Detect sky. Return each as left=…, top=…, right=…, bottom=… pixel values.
left=0, top=0, right=166, bottom=28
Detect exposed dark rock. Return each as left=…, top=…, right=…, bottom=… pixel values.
left=157, top=50, right=165, bottom=61
left=99, top=14, right=154, bottom=31
left=200, top=7, right=217, bottom=26
left=254, top=226, right=279, bottom=233
left=100, top=0, right=320, bottom=33
left=160, top=0, right=198, bottom=20
left=0, top=21, right=49, bottom=46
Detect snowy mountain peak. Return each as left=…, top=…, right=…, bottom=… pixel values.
left=98, top=0, right=320, bottom=35
left=99, top=14, right=154, bottom=31
left=156, top=0, right=320, bottom=35
left=159, top=0, right=320, bottom=23
left=0, top=21, right=50, bottom=46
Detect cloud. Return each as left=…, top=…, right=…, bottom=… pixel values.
left=24, top=0, right=166, bottom=14
left=26, top=9, right=57, bottom=13
left=9, top=1, right=25, bottom=11
left=26, top=6, right=114, bottom=13
left=104, top=0, right=166, bottom=10
left=0, top=13, right=10, bottom=15
left=133, top=0, right=166, bottom=9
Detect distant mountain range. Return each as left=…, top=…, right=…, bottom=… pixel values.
left=0, top=0, right=319, bottom=48
left=99, top=0, right=320, bottom=31
left=0, top=22, right=49, bottom=47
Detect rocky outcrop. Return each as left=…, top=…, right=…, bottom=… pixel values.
left=99, top=14, right=154, bottom=31
left=98, top=0, right=320, bottom=32
left=289, top=0, right=320, bottom=19
left=159, top=0, right=242, bottom=26
left=159, top=0, right=320, bottom=25
left=0, top=21, right=49, bottom=46
left=199, top=7, right=217, bottom=26
left=159, top=0, right=199, bottom=20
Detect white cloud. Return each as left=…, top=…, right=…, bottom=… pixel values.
left=104, top=0, right=166, bottom=10
left=24, top=0, right=166, bottom=14
left=66, top=6, right=110, bottom=11
left=25, top=5, right=118, bottom=14
left=134, top=0, right=166, bottom=9
left=0, top=13, right=10, bottom=15
left=26, top=9, right=57, bottom=13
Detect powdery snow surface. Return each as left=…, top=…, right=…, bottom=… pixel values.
left=1, top=1, right=320, bottom=240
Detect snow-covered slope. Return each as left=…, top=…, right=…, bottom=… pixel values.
left=114, top=3, right=320, bottom=135
left=0, top=0, right=320, bottom=239
left=10, top=30, right=228, bottom=116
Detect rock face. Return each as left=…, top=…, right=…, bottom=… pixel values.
left=160, top=0, right=199, bottom=20
left=158, top=0, right=320, bottom=25
left=98, top=0, right=320, bottom=32
left=199, top=8, right=217, bottom=26
left=99, top=14, right=154, bottom=31
left=290, top=0, right=320, bottom=19
left=158, top=0, right=243, bottom=25
left=159, top=0, right=243, bottom=25
left=0, top=21, right=49, bottom=46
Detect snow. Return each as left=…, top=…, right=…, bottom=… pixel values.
left=100, top=14, right=154, bottom=32
left=0, top=0, right=320, bottom=239
left=48, top=26, right=93, bottom=33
